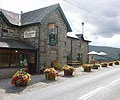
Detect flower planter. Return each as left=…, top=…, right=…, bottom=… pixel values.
left=108, top=62, right=113, bottom=66
left=62, top=65, right=75, bottom=76
left=101, top=63, right=107, bottom=67
left=114, top=61, right=119, bottom=65
left=92, top=64, right=100, bottom=69
left=64, top=70, right=73, bottom=76
left=82, top=64, right=92, bottom=72
left=45, top=73, right=56, bottom=80
left=11, top=69, right=31, bottom=87
left=44, top=68, right=58, bottom=81
left=84, top=67, right=91, bottom=72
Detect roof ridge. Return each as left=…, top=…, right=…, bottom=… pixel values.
left=21, top=3, right=59, bottom=15
left=0, top=8, right=19, bottom=15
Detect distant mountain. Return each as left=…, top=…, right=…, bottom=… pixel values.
left=89, top=45, right=120, bottom=61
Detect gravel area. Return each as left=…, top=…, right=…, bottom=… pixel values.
left=0, top=66, right=110, bottom=99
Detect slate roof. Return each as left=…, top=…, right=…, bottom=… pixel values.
left=67, top=33, right=91, bottom=42
left=0, top=9, right=19, bottom=25
left=76, top=34, right=91, bottom=42
left=0, top=4, right=72, bottom=32
left=0, top=38, right=36, bottom=50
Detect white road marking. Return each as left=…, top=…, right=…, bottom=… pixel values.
left=78, top=77, right=120, bottom=100
left=78, top=86, right=104, bottom=100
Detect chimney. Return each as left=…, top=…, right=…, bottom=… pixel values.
left=21, top=11, right=23, bottom=14
left=82, top=22, right=84, bottom=34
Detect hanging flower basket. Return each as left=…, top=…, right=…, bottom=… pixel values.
left=44, top=68, right=59, bottom=80
left=11, top=69, right=31, bottom=87
left=82, top=64, right=92, bottom=72
left=62, top=65, right=75, bottom=76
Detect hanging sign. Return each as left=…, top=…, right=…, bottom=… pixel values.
left=49, top=30, right=57, bottom=46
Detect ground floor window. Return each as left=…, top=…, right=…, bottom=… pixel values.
left=0, top=52, right=9, bottom=67
left=0, top=49, right=36, bottom=68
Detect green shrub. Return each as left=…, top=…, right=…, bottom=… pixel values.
left=52, top=61, right=62, bottom=70
left=92, top=64, right=100, bottom=69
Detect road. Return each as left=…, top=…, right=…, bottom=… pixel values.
left=3, top=66, right=120, bottom=100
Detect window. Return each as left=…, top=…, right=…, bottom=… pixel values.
left=10, top=50, right=20, bottom=67
left=2, top=29, right=14, bottom=37
left=77, top=53, right=82, bottom=61
left=0, top=50, right=22, bottom=68
left=0, top=50, right=9, bottom=67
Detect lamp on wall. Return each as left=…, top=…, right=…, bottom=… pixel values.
left=15, top=50, right=18, bottom=53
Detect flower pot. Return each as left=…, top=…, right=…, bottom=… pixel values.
left=114, top=61, right=119, bottom=65
left=15, top=81, right=27, bottom=87
left=64, top=70, right=73, bottom=76
left=45, top=73, right=56, bottom=80
left=92, top=65, right=100, bottom=69
left=92, top=67, right=98, bottom=69
left=84, top=67, right=91, bottom=72
left=101, top=63, right=107, bottom=67
left=109, top=63, right=113, bottom=66
left=11, top=69, right=31, bottom=87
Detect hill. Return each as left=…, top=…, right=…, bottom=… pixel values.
left=89, top=45, right=120, bottom=61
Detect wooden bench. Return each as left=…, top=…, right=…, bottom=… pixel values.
left=67, top=61, right=81, bottom=67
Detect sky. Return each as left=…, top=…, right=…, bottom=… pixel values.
left=0, top=0, right=120, bottom=48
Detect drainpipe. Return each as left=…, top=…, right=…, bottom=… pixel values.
left=37, top=24, right=41, bottom=73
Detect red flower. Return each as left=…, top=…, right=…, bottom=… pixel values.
left=11, top=79, right=15, bottom=85
left=13, top=76, right=18, bottom=81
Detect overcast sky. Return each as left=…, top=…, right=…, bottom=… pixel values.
left=0, top=0, right=120, bottom=48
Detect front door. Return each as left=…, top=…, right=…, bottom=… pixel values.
left=27, top=51, right=36, bottom=74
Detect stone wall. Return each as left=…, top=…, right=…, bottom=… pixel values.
left=67, top=37, right=81, bottom=62
left=0, top=68, right=20, bottom=79
left=0, top=17, right=20, bottom=40
left=81, top=41, right=89, bottom=63
left=67, top=37, right=89, bottom=63
left=39, top=9, right=67, bottom=67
